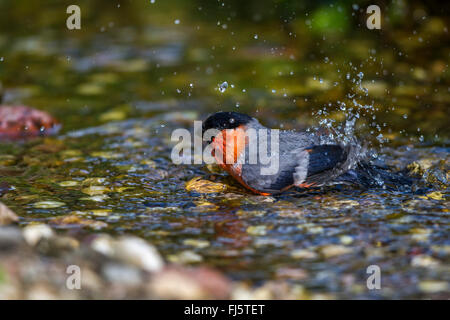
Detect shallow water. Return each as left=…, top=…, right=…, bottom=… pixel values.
left=0, top=1, right=449, bottom=298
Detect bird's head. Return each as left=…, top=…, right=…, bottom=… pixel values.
left=202, top=111, right=254, bottom=143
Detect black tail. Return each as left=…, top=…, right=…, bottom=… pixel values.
left=335, top=162, right=413, bottom=190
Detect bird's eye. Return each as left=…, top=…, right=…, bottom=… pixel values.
left=229, top=118, right=235, bottom=124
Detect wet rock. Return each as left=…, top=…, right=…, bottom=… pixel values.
left=0, top=202, right=19, bottom=225
left=90, top=151, right=123, bottom=159
left=80, top=195, right=110, bottom=202
left=407, top=160, right=448, bottom=188
left=410, top=227, right=432, bottom=242
left=39, top=235, right=80, bottom=254
left=91, top=234, right=115, bottom=256
left=290, top=249, right=318, bottom=260
left=97, top=236, right=164, bottom=273
left=189, top=201, right=219, bottom=213
left=247, top=225, right=268, bottom=236
left=146, top=169, right=169, bottom=181
left=23, top=224, right=54, bottom=246
left=299, top=223, right=324, bottom=234
left=148, top=266, right=231, bottom=299
left=58, top=181, right=79, bottom=187
left=247, top=195, right=276, bottom=204
left=418, top=281, right=448, bottom=293
left=320, top=245, right=352, bottom=258
left=419, top=191, right=444, bottom=201
left=33, top=201, right=66, bottom=209
left=0, top=105, right=60, bottom=140
left=411, top=255, right=440, bottom=268
left=49, top=215, right=107, bottom=230
left=339, top=235, right=354, bottom=245
left=275, top=268, right=308, bottom=280
left=73, top=209, right=112, bottom=217
left=185, top=177, right=228, bottom=193
left=323, top=199, right=359, bottom=210
left=236, top=209, right=266, bottom=217
left=168, top=250, right=203, bottom=264
left=407, top=160, right=433, bottom=175
left=81, top=186, right=111, bottom=196
left=183, top=239, right=210, bottom=249
left=99, top=110, right=127, bottom=122
left=81, top=178, right=108, bottom=187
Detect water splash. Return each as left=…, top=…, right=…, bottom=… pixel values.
left=218, top=81, right=228, bottom=93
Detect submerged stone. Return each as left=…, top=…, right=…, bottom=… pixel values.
left=185, top=177, right=228, bottom=193
left=33, top=201, right=66, bottom=209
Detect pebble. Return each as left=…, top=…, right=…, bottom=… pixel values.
left=168, top=250, right=203, bottom=264
left=185, top=177, right=227, bottom=193
left=90, top=151, right=123, bottom=159
left=91, top=234, right=115, bottom=256
left=236, top=209, right=266, bottom=217
left=81, top=177, right=107, bottom=185
left=149, top=266, right=230, bottom=299
left=411, top=255, right=440, bottom=268
left=290, top=249, right=318, bottom=259
left=23, top=224, right=54, bottom=246
left=183, top=239, right=210, bottom=249
left=80, top=195, right=110, bottom=202
left=247, top=225, right=268, bottom=236
left=340, top=235, right=354, bottom=245
left=422, top=191, right=444, bottom=201
left=113, top=236, right=164, bottom=272
left=33, top=201, right=66, bottom=209
left=321, top=245, right=352, bottom=258
left=49, top=215, right=108, bottom=230
left=58, top=181, right=79, bottom=187
left=418, top=281, right=448, bottom=293
left=81, top=186, right=110, bottom=196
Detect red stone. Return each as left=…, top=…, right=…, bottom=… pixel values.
left=0, top=105, right=61, bottom=140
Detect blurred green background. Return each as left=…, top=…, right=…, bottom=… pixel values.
left=0, top=0, right=448, bottom=143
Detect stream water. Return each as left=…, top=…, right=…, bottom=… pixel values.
left=0, top=1, right=448, bottom=298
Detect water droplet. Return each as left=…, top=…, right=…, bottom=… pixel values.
left=218, top=81, right=228, bottom=93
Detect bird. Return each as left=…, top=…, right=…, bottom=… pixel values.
left=202, top=111, right=411, bottom=195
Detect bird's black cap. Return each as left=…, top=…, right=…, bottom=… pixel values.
left=202, top=111, right=253, bottom=135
